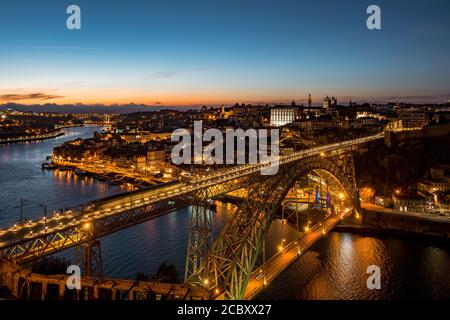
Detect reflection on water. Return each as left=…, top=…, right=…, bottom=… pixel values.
left=257, top=232, right=450, bottom=300
left=0, top=126, right=127, bottom=225
left=1, top=126, right=450, bottom=298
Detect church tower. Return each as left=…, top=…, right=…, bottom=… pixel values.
left=323, top=96, right=331, bottom=109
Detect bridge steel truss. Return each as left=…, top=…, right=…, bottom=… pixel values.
left=208, top=152, right=359, bottom=300
left=0, top=161, right=271, bottom=265
left=0, top=134, right=373, bottom=299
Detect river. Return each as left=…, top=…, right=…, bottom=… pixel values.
left=0, top=126, right=449, bottom=299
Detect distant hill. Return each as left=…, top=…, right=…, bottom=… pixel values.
left=0, top=103, right=201, bottom=114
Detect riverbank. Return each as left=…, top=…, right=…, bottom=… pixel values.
left=0, top=129, right=65, bottom=144
left=334, top=223, right=450, bottom=244
left=0, top=126, right=130, bottom=227
left=342, top=206, right=450, bottom=239
left=45, top=164, right=158, bottom=190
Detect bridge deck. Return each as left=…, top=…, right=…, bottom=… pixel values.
left=243, top=211, right=349, bottom=300
left=0, top=133, right=382, bottom=262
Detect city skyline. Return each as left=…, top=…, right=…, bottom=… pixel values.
left=1, top=0, right=450, bottom=106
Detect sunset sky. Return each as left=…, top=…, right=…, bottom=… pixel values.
left=1, top=0, right=450, bottom=106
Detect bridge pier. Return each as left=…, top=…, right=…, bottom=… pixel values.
left=41, top=281, right=47, bottom=300
left=12, top=273, right=20, bottom=297
left=74, top=240, right=104, bottom=278
left=185, top=190, right=214, bottom=291
left=58, top=280, right=66, bottom=299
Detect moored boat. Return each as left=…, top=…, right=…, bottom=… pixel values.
left=41, top=162, right=58, bottom=170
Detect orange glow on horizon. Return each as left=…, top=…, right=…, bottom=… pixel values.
left=0, top=86, right=306, bottom=107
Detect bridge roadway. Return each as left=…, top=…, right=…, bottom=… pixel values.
left=242, top=208, right=352, bottom=300
left=0, top=133, right=383, bottom=262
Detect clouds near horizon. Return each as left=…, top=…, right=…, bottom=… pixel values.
left=0, top=92, right=65, bottom=102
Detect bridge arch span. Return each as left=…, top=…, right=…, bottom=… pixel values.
left=209, top=154, right=359, bottom=299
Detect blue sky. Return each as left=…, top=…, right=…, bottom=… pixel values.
left=0, top=0, right=449, bottom=106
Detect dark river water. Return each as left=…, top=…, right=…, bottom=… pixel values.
left=1, top=126, right=449, bottom=299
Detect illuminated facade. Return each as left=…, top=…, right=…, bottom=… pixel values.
left=270, top=106, right=300, bottom=127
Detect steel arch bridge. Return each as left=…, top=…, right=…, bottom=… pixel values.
left=185, top=153, right=359, bottom=299
left=0, top=133, right=383, bottom=300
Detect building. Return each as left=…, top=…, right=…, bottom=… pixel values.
left=398, top=108, right=430, bottom=128
left=322, top=96, right=337, bottom=110
left=331, top=96, right=337, bottom=107
left=120, top=132, right=172, bottom=144
left=430, top=166, right=445, bottom=180
left=351, top=117, right=382, bottom=129
left=418, top=180, right=449, bottom=193
left=356, top=111, right=386, bottom=121
left=375, top=195, right=392, bottom=208
left=146, top=149, right=167, bottom=172
left=323, top=96, right=331, bottom=109
left=417, top=167, right=449, bottom=193
left=270, top=106, right=300, bottom=127
left=393, top=195, right=428, bottom=214
left=220, top=105, right=235, bottom=120
left=303, top=94, right=322, bottom=118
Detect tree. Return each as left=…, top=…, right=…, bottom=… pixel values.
left=31, top=257, right=69, bottom=275
left=136, top=272, right=150, bottom=282
left=152, top=262, right=180, bottom=283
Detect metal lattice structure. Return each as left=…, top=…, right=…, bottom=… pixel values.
left=184, top=190, right=213, bottom=287
left=0, top=133, right=383, bottom=299
left=207, top=154, right=359, bottom=299
left=75, top=240, right=104, bottom=278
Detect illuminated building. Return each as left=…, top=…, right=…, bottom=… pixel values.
left=270, top=106, right=300, bottom=127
